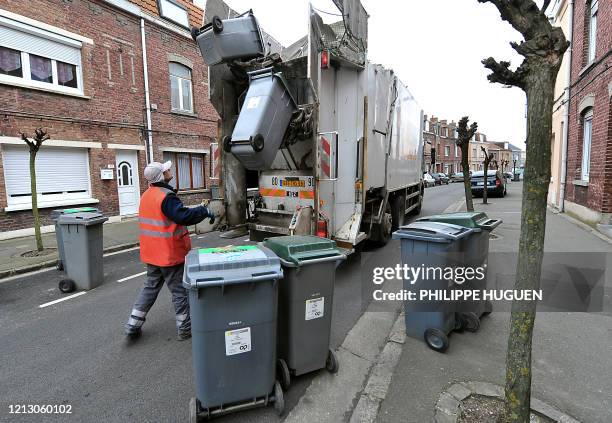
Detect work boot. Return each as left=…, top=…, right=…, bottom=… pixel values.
left=177, top=330, right=192, bottom=341
left=124, top=325, right=142, bottom=339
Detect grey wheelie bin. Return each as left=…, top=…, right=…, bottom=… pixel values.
left=417, top=212, right=502, bottom=331
left=57, top=212, right=108, bottom=292
left=392, top=221, right=475, bottom=353
left=262, top=236, right=345, bottom=389
left=192, top=10, right=265, bottom=66
left=51, top=207, right=99, bottom=271
left=183, top=245, right=285, bottom=421
left=225, top=67, right=298, bottom=170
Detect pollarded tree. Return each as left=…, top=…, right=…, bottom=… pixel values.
left=456, top=117, right=478, bottom=212
left=21, top=128, right=50, bottom=252
left=476, top=0, right=569, bottom=422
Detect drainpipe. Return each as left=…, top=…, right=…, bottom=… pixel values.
left=559, top=0, right=574, bottom=212
left=140, top=18, right=154, bottom=164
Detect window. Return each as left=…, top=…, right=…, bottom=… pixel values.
left=581, top=109, right=593, bottom=181
left=0, top=18, right=83, bottom=95
left=117, top=161, right=133, bottom=187
left=163, top=152, right=206, bottom=190
left=158, top=0, right=190, bottom=28
left=441, top=127, right=447, bottom=137
left=472, top=148, right=477, bottom=157
left=445, top=145, right=450, bottom=157
left=2, top=145, right=92, bottom=208
left=455, top=145, right=460, bottom=157
left=587, top=0, right=598, bottom=63
left=170, top=62, right=193, bottom=113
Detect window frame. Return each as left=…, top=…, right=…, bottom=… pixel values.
left=163, top=151, right=206, bottom=191
left=587, top=0, right=598, bottom=63
left=581, top=109, right=593, bottom=181
left=444, top=145, right=450, bottom=157
left=169, top=62, right=193, bottom=113
left=0, top=22, right=84, bottom=96
left=157, top=0, right=190, bottom=29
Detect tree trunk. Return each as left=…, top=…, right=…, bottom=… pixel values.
left=461, top=143, right=474, bottom=212
left=503, top=66, right=555, bottom=423
left=482, top=160, right=488, bottom=204
left=30, top=151, right=43, bottom=252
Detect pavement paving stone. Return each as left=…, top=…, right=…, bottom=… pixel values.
left=446, top=383, right=472, bottom=401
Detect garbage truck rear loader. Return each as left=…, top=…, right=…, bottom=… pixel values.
left=197, top=0, right=424, bottom=251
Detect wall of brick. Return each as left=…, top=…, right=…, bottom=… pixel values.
left=423, top=116, right=463, bottom=174
left=0, top=0, right=219, bottom=232
left=565, top=0, right=611, bottom=218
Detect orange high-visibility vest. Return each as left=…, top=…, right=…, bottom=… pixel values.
left=139, top=186, right=191, bottom=267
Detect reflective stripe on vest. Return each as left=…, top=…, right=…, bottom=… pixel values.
left=139, top=186, right=191, bottom=266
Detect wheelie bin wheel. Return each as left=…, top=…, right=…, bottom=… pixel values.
left=250, top=134, right=265, bottom=152
left=460, top=312, right=480, bottom=332
left=453, top=315, right=464, bottom=332
left=222, top=135, right=232, bottom=153
left=212, top=16, right=223, bottom=34
left=424, top=328, right=449, bottom=353
left=58, top=278, right=76, bottom=293
left=273, top=380, right=284, bottom=415
left=189, top=397, right=199, bottom=423
left=56, top=261, right=64, bottom=271
left=325, top=349, right=339, bottom=374
left=277, top=358, right=291, bottom=390
left=190, top=26, right=200, bottom=41
left=482, top=300, right=493, bottom=316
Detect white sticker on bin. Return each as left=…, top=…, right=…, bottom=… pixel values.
left=246, top=96, right=261, bottom=109
left=225, top=327, right=252, bottom=356
left=305, top=297, right=324, bottom=321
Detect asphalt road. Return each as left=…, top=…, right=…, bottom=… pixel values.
left=0, top=183, right=463, bottom=423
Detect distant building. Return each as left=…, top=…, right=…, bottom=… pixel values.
left=423, top=115, right=462, bottom=175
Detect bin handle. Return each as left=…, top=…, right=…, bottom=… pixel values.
left=193, top=270, right=283, bottom=288
left=248, top=67, right=274, bottom=80
left=297, top=254, right=346, bottom=266
left=479, top=218, right=502, bottom=230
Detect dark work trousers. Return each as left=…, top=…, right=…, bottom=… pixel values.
left=126, top=263, right=190, bottom=333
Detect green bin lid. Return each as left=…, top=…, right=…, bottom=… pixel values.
left=61, top=207, right=98, bottom=214
left=262, top=235, right=341, bottom=265
left=417, top=212, right=489, bottom=229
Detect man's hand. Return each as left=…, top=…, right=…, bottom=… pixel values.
left=208, top=213, right=215, bottom=225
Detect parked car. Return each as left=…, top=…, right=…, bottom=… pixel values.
left=451, top=171, right=471, bottom=182
left=504, top=171, right=513, bottom=180
left=437, top=172, right=450, bottom=184
left=471, top=170, right=506, bottom=197
left=423, top=173, right=436, bottom=187
left=429, top=173, right=442, bottom=185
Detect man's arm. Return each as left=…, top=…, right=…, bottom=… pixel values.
left=161, top=194, right=211, bottom=226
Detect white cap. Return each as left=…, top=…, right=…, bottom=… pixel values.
left=144, top=161, right=172, bottom=183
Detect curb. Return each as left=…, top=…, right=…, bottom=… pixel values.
left=0, top=241, right=140, bottom=281
left=434, top=381, right=581, bottom=423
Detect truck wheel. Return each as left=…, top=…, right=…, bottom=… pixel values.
left=370, top=202, right=392, bottom=246
left=212, top=16, right=223, bottom=34
left=390, top=195, right=406, bottom=231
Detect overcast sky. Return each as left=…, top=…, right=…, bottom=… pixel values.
left=198, top=0, right=532, bottom=148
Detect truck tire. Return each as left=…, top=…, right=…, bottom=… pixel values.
left=369, top=202, right=392, bottom=247
left=390, top=194, right=406, bottom=231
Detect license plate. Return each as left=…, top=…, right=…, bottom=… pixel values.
left=476, top=182, right=484, bottom=186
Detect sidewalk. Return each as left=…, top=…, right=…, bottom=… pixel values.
left=376, top=181, right=612, bottom=422
left=0, top=219, right=140, bottom=279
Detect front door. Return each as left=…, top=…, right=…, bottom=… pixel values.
left=115, top=150, right=140, bottom=215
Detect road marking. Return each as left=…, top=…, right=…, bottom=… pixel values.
left=39, top=291, right=86, bottom=308
left=104, top=246, right=140, bottom=257
left=117, top=271, right=147, bottom=283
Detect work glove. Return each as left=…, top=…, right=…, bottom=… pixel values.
left=201, top=206, right=215, bottom=224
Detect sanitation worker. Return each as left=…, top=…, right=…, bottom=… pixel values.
left=124, top=161, right=215, bottom=340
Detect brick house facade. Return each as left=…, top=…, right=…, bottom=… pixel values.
left=423, top=115, right=462, bottom=175
left=563, top=0, right=611, bottom=228
left=0, top=0, right=218, bottom=235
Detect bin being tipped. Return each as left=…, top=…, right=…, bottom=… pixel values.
left=223, top=67, right=298, bottom=170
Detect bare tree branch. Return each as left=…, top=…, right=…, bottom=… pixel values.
left=482, top=58, right=528, bottom=89
left=541, top=0, right=552, bottom=13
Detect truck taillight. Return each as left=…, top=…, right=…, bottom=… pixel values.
left=316, top=220, right=328, bottom=238
left=321, top=50, right=329, bottom=69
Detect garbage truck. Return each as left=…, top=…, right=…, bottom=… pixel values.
left=194, top=0, right=424, bottom=251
